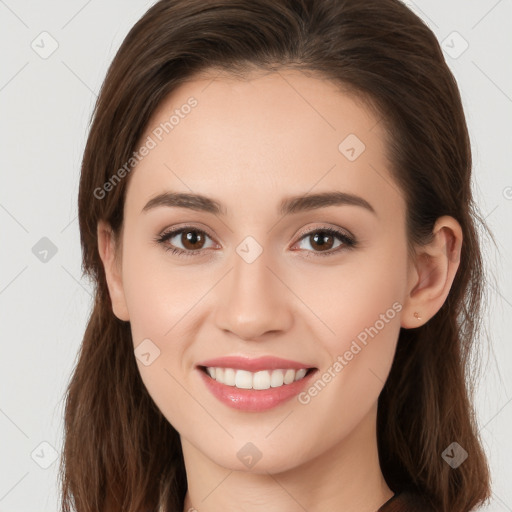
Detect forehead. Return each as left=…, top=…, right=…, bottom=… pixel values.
left=125, top=69, right=404, bottom=221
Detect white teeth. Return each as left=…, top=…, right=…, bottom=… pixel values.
left=283, top=369, right=295, bottom=384
left=204, top=367, right=310, bottom=390
left=270, top=369, right=284, bottom=387
left=235, top=370, right=253, bottom=389
left=294, top=368, right=307, bottom=381
left=224, top=368, right=236, bottom=386
left=253, top=370, right=271, bottom=390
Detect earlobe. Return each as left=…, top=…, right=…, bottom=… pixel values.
left=401, top=215, right=462, bottom=329
left=97, top=220, right=130, bottom=321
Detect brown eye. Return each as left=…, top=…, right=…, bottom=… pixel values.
left=294, top=227, right=356, bottom=256
left=156, top=227, right=216, bottom=256
left=156, top=225, right=356, bottom=259
left=308, top=231, right=337, bottom=252
left=179, top=230, right=207, bottom=250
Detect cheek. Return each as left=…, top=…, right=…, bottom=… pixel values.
left=295, top=242, right=406, bottom=406
left=296, top=245, right=406, bottom=352
left=120, top=244, right=218, bottom=418
left=120, top=235, right=209, bottom=343
left=120, top=245, right=209, bottom=431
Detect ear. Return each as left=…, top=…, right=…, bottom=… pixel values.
left=97, top=220, right=130, bottom=321
left=401, top=215, right=463, bottom=328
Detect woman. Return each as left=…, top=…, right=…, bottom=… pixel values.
left=60, top=1, right=492, bottom=511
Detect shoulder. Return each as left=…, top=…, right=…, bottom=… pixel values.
left=378, top=491, right=436, bottom=512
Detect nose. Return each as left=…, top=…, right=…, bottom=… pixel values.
left=213, top=247, right=294, bottom=341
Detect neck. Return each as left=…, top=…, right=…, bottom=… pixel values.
left=181, top=402, right=393, bottom=512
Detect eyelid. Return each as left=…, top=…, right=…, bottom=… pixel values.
left=156, top=222, right=357, bottom=257
left=293, top=223, right=354, bottom=243
left=158, top=222, right=218, bottom=242
left=157, top=222, right=354, bottom=243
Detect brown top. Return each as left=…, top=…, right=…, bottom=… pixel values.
left=378, top=492, right=434, bottom=511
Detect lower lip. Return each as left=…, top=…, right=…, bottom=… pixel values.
left=197, top=367, right=318, bottom=412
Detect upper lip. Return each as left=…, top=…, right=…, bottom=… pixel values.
left=196, top=355, right=316, bottom=372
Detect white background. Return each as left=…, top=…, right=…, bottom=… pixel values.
left=0, top=0, right=511, bottom=510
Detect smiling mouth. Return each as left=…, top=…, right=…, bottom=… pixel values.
left=198, top=365, right=317, bottom=390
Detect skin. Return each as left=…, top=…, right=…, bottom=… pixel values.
left=97, top=69, right=462, bottom=512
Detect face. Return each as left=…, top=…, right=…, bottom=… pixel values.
left=106, top=69, right=414, bottom=473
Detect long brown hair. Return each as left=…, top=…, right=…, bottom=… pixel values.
left=60, top=1, right=493, bottom=510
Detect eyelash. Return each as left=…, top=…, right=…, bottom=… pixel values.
left=155, top=225, right=357, bottom=259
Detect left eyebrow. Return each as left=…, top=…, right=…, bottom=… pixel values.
left=141, top=190, right=376, bottom=217
left=279, top=191, right=376, bottom=216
